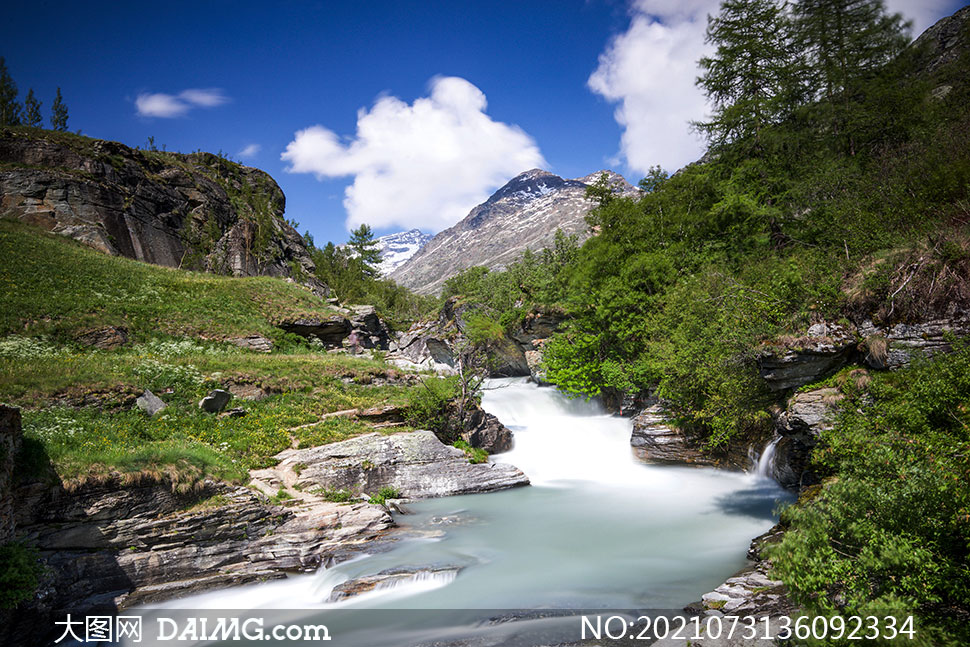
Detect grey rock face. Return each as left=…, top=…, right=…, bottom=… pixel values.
left=390, top=168, right=637, bottom=295
left=277, top=431, right=529, bottom=498
left=0, top=129, right=326, bottom=294
left=280, top=306, right=393, bottom=350
left=199, top=389, right=232, bottom=413
left=630, top=405, right=717, bottom=466
left=12, top=477, right=392, bottom=616
left=777, top=388, right=840, bottom=446
left=135, top=390, right=166, bottom=416
left=757, top=323, right=857, bottom=391
left=74, top=326, right=129, bottom=350
left=228, top=335, right=273, bottom=353
left=859, top=316, right=970, bottom=369
left=910, top=5, right=970, bottom=76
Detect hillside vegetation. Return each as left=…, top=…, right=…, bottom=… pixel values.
left=442, top=3, right=970, bottom=642
left=0, top=218, right=424, bottom=486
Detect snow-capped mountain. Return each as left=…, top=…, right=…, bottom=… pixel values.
left=373, top=229, right=433, bottom=276
left=389, top=169, right=637, bottom=295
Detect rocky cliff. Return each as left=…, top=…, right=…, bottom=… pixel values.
left=390, top=169, right=637, bottom=295
left=0, top=128, right=326, bottom=294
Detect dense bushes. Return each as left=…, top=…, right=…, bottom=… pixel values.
left=0, top=542, right=42, bottom=609
left=771, top=344, right=970, bottom=645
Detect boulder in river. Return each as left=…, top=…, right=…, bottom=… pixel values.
left=276, top=430, right=529, bottom=498
left=630, top=405, right=717, bottom=466
left=326, top=565, right=461, bottom=602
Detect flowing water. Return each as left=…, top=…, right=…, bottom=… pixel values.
left=142, top=378, right=792, bottom=645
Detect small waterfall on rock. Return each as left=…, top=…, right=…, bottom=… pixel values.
left=141, top=378, right=793, bottom=647
left=755, top=436, right=781, bottom=479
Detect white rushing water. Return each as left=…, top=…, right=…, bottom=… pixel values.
left=139, top=378, right=792, bottom=646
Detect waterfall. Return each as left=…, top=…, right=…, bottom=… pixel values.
left=755, top=436, right=781, bottom=479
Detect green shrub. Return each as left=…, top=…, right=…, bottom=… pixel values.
left=368, top=486, right=401, bottom=505
left=0, top=542, right=43, bottom=609
left=453, top=439, right=488, bottom=464
left=404, top=377, right=458, bottom=432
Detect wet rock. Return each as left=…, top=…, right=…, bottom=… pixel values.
left=630, top=405, right=717, bottom=466
left=758, top=323, right=857, bottom=391
left=687, top=525, right=796, bottom=623
left=135, top=390, right=166, bottom=416
left=277, top=431, right=529, bottom=498
left=227, top=335, right=273, bottom=353
left=199, top=389, right=232, bottom=413
left=326, top=565, right=461, bottom=602
left=461, top=409, right=513, bottom=454
left=13, top=478, right=393, bottom=615
left=74, top=326, right=128, bottom=350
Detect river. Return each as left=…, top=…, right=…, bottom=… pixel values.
left=142, top=378, right=792, bottom=646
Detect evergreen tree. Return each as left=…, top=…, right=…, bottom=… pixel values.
left=50, top=87, right=69, bottom=131
left=23, top=88, right=42, bottom=127
left=695, top=0, right=798, bottom=150
left=348, top=224, right=381, bottom=278
left=0, top=57, right=22, bottom=127
left=792, top=0, right=910, bottom=154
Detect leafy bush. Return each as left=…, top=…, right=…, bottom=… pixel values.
left=453, top=439, right=488, bottom=464
left=368, top=486, right=401, bottom=505
left=404, top=377, right=458, bottom=433
left=771, top=344, right=970, bottom=644
left=0, top=542, right=43, bottom=609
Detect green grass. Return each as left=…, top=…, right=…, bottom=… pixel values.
left=367, top=486, right=401, bottom=505
left=5, top=344, right=422, bottom=485
left=453, top=439, right=489, bottom=464
left=0, top=218, right=336, bottom=342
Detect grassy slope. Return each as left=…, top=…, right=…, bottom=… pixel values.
left=0, top=218, right=330, bottom=341
left=0, top=219, right=423, bottom=487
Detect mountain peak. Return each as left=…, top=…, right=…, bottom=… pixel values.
left=391, top=168, right=635, bottom=294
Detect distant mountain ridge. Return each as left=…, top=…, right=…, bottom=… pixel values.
left=389, top=168, right=637, bottom=295
left=373, top=229, right=433, bottom=275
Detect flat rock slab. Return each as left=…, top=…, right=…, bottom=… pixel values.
left=277, top=431, right=529, bottom=498
left=327, top=565, right=461, bottom=602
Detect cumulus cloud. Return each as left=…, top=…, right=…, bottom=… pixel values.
left=589, top=0, right=953, bottom=176
left=588, top=0, right=717, bottom=175
left=135, top=88, right=229, bottom=118
left=238, top=143, right=261, bottom=159
left=282, top=76, right=545, bottom=232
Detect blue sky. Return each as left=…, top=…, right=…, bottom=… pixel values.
left=2, top=0, right=964, bottom=246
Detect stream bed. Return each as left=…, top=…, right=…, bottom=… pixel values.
left=143, top=378, right=792, bottom=646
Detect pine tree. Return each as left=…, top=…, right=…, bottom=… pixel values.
left=0, top=57, right=22, bottom=127
left=348, top=224, right=381, bottom=278
left=694, top=0, right=798, bottom=150
left=792, top=0, right=910, bottom=154
left=23, top=88, right=42, bottom=127
left=50, top=87, right=69, bottom=131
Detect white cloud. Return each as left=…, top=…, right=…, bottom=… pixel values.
left=887, top=0, right=955, bottom=33
left=135, top=88, right=229, bottom=118
left=588, top=0, right=717, bottom=175
left=589, top=0, right=958, bottom=176
left=282, top=76, right=545, bottom=233
left=239, top=143, right=261, bottom=159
